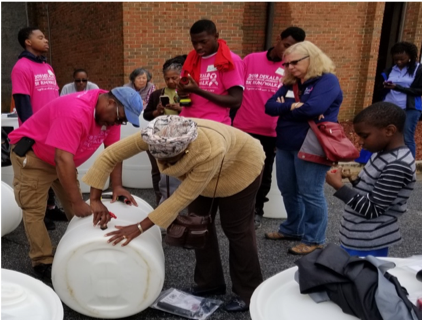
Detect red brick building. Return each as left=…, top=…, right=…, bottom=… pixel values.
left=3, top=3, right=421, bottom=124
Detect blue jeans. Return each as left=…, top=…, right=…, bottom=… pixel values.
left=276, top=149, right=330, bottom=245
left=404, top=109, right=421, bottom=159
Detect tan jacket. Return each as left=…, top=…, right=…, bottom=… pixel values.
left=82, top=118, right=265, bottom=228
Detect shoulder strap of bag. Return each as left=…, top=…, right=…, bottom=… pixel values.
left=293, top=83, right=317, bottom=130
left=293, top=83, right=300, bottom=102
left=166, top=124, right=226, bottom=214
left=293, top=83, right=318, bottom=132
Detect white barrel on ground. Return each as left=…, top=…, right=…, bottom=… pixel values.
left=51, top=195, right=164, bottom=319
left=1, top=181, right=22, bottom=237
left=121, top=112, right=152, bottom=188
left=77, top=144, right=110, bottom=193
left=263, top=167, right=287, bottom=219
left=1, top=113, right=19, bottom=187
left=1, top=268, right=64, bottom=320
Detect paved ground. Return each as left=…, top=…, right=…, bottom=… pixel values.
left=2, top=176, right=422, bottom=320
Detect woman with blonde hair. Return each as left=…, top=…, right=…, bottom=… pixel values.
left=264, top=41, right=343, bottom=255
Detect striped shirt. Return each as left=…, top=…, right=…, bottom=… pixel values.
left=334, top=147, right=416, bottom=251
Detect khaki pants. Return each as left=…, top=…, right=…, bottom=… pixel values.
left=11, top=147, right=80, bottom=266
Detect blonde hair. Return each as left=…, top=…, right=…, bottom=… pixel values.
left=282, top=40, right=336, bottom=85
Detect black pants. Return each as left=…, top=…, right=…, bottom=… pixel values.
left=248, top=133, right=276, bottom=214
left=189, top=170, right=263, bottom=305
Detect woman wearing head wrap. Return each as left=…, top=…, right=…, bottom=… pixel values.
left=83, top=115, right=265, bottom=312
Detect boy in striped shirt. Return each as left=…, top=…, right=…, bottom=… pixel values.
left=326, top=102, right=416, bottom=257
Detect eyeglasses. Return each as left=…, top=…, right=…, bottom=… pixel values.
left=116, top=106, right=127, bottom=125
left=282, top=56, right=309, bottom=68
left=74, top=79, right=88, bottom=83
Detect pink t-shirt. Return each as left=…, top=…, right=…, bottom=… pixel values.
left=233, top=51, right=284, bottom=137
left=9, top=89, right=120, bottom=167
left=11, top=57, right=59, bottom=123
left=180, top=52, right=244, bottom=125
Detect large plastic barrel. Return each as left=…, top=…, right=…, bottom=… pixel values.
left=2, top=268, right=64, bottom=320
left=1, top=181, right=22, bottom=237
left=263, top=167, right=287, bottom=219
left=1, top=113, right=19, bottom=187
left=51, top=195, right=164, bottom=319
left=121, top=112, right=152, bottom=188
left=77, top=144, right=110, bottom=193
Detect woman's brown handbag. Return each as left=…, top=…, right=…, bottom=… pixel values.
left=164, top=157, right=224, bottom=250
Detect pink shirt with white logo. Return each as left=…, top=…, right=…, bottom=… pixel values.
left=180, top=52, right=244, bottom=125
left=8, top=89, right=120, bottom=167
left=11, top=57, right=59, bottom=123
left=233, top=51, right=284, bottom=137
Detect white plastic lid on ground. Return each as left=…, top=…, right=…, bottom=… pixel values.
left=52, top=194, right=164, bottom=319
left=1, top=268, right=64, bottom=320
left=1, top=181, right=22, bottom=237
left=250, top=257, right=422, bottom=320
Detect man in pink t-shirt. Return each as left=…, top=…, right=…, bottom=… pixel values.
left=233, top=27, right=306, bottom=229
left=11, top=27, right=62, bottom=228
left=178, top=19, right=244, bottom=126
left=8, top=87, right=143, bottom=282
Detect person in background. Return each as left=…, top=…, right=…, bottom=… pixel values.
left=124, top=68, right=156, bottom=106
left=177, top=19, right=245, bottom=125
left=11, top=26, right=63, bottom=229
left=83, top=115, right=265, bottom=312
left=144, top=55, right=187, bottom=205
left=382, top=41, right=422, bottom=159
left=60, top=69, right=99, bottom=96
left=8, top=87, right=142, bottom=282
left=233, top=26, right=306, bottom=229
left=326, top=102, right=416, bottom=257
left=265, top=41, right=343, bottom=255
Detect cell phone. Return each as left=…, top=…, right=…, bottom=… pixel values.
left=13, top=137, right=35, bottom=157
left=180, top=70, right=189, bottom=85
left=160, top=95, right=170, bottom=107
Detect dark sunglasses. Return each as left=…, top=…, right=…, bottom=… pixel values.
left=282, top=56, right=309, bottom=68
left=74, top=79, right=88, bottom=83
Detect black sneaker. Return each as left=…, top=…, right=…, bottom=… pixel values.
left=45, top=206, right=68, bottom=221
left=33, top=263, right=52, bottom=283
left=44, top=217, right=56, bottom=230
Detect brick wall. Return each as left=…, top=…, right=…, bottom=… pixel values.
left=402, top=2, right=422, bottom=47
left=28, top=2, right=124, bottom=91
left=122, top=2, right=246, bottom=88
left=14, top=2, right=420, bottom=123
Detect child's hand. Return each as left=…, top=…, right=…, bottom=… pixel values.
left=326, top=167, right=344, bottom=190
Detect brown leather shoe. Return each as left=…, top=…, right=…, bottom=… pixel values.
left=265, top=231, right=301, bottom=241
left=288, top=243, right=323, bottom=255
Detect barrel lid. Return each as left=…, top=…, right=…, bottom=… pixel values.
left=1, top=268, right=64, bottom=320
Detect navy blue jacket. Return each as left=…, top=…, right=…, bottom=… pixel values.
left=265, top=73, right=343, bottom=151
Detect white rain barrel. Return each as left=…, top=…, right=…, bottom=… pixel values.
left=263, top=167, right=287, bottom=219
left=1, top=181, right=22, bottom=237
left=77, top=144, right=110, bottom=193
left=121, top=112, right=152, bottom=188
left=1, top=268, right=64, bottom=320
left=51, top=195, right=164, bottom=319
left=1, top=113, right=19, bottom=187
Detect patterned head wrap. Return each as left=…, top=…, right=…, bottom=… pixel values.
left=141, top=115, right=198, bottom=159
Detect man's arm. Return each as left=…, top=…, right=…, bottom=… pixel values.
left=179, top=75, right=243, bottom=109
left=13, top=94, right=33, bottom=123
left=55, top=148, right=92, bottom=217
